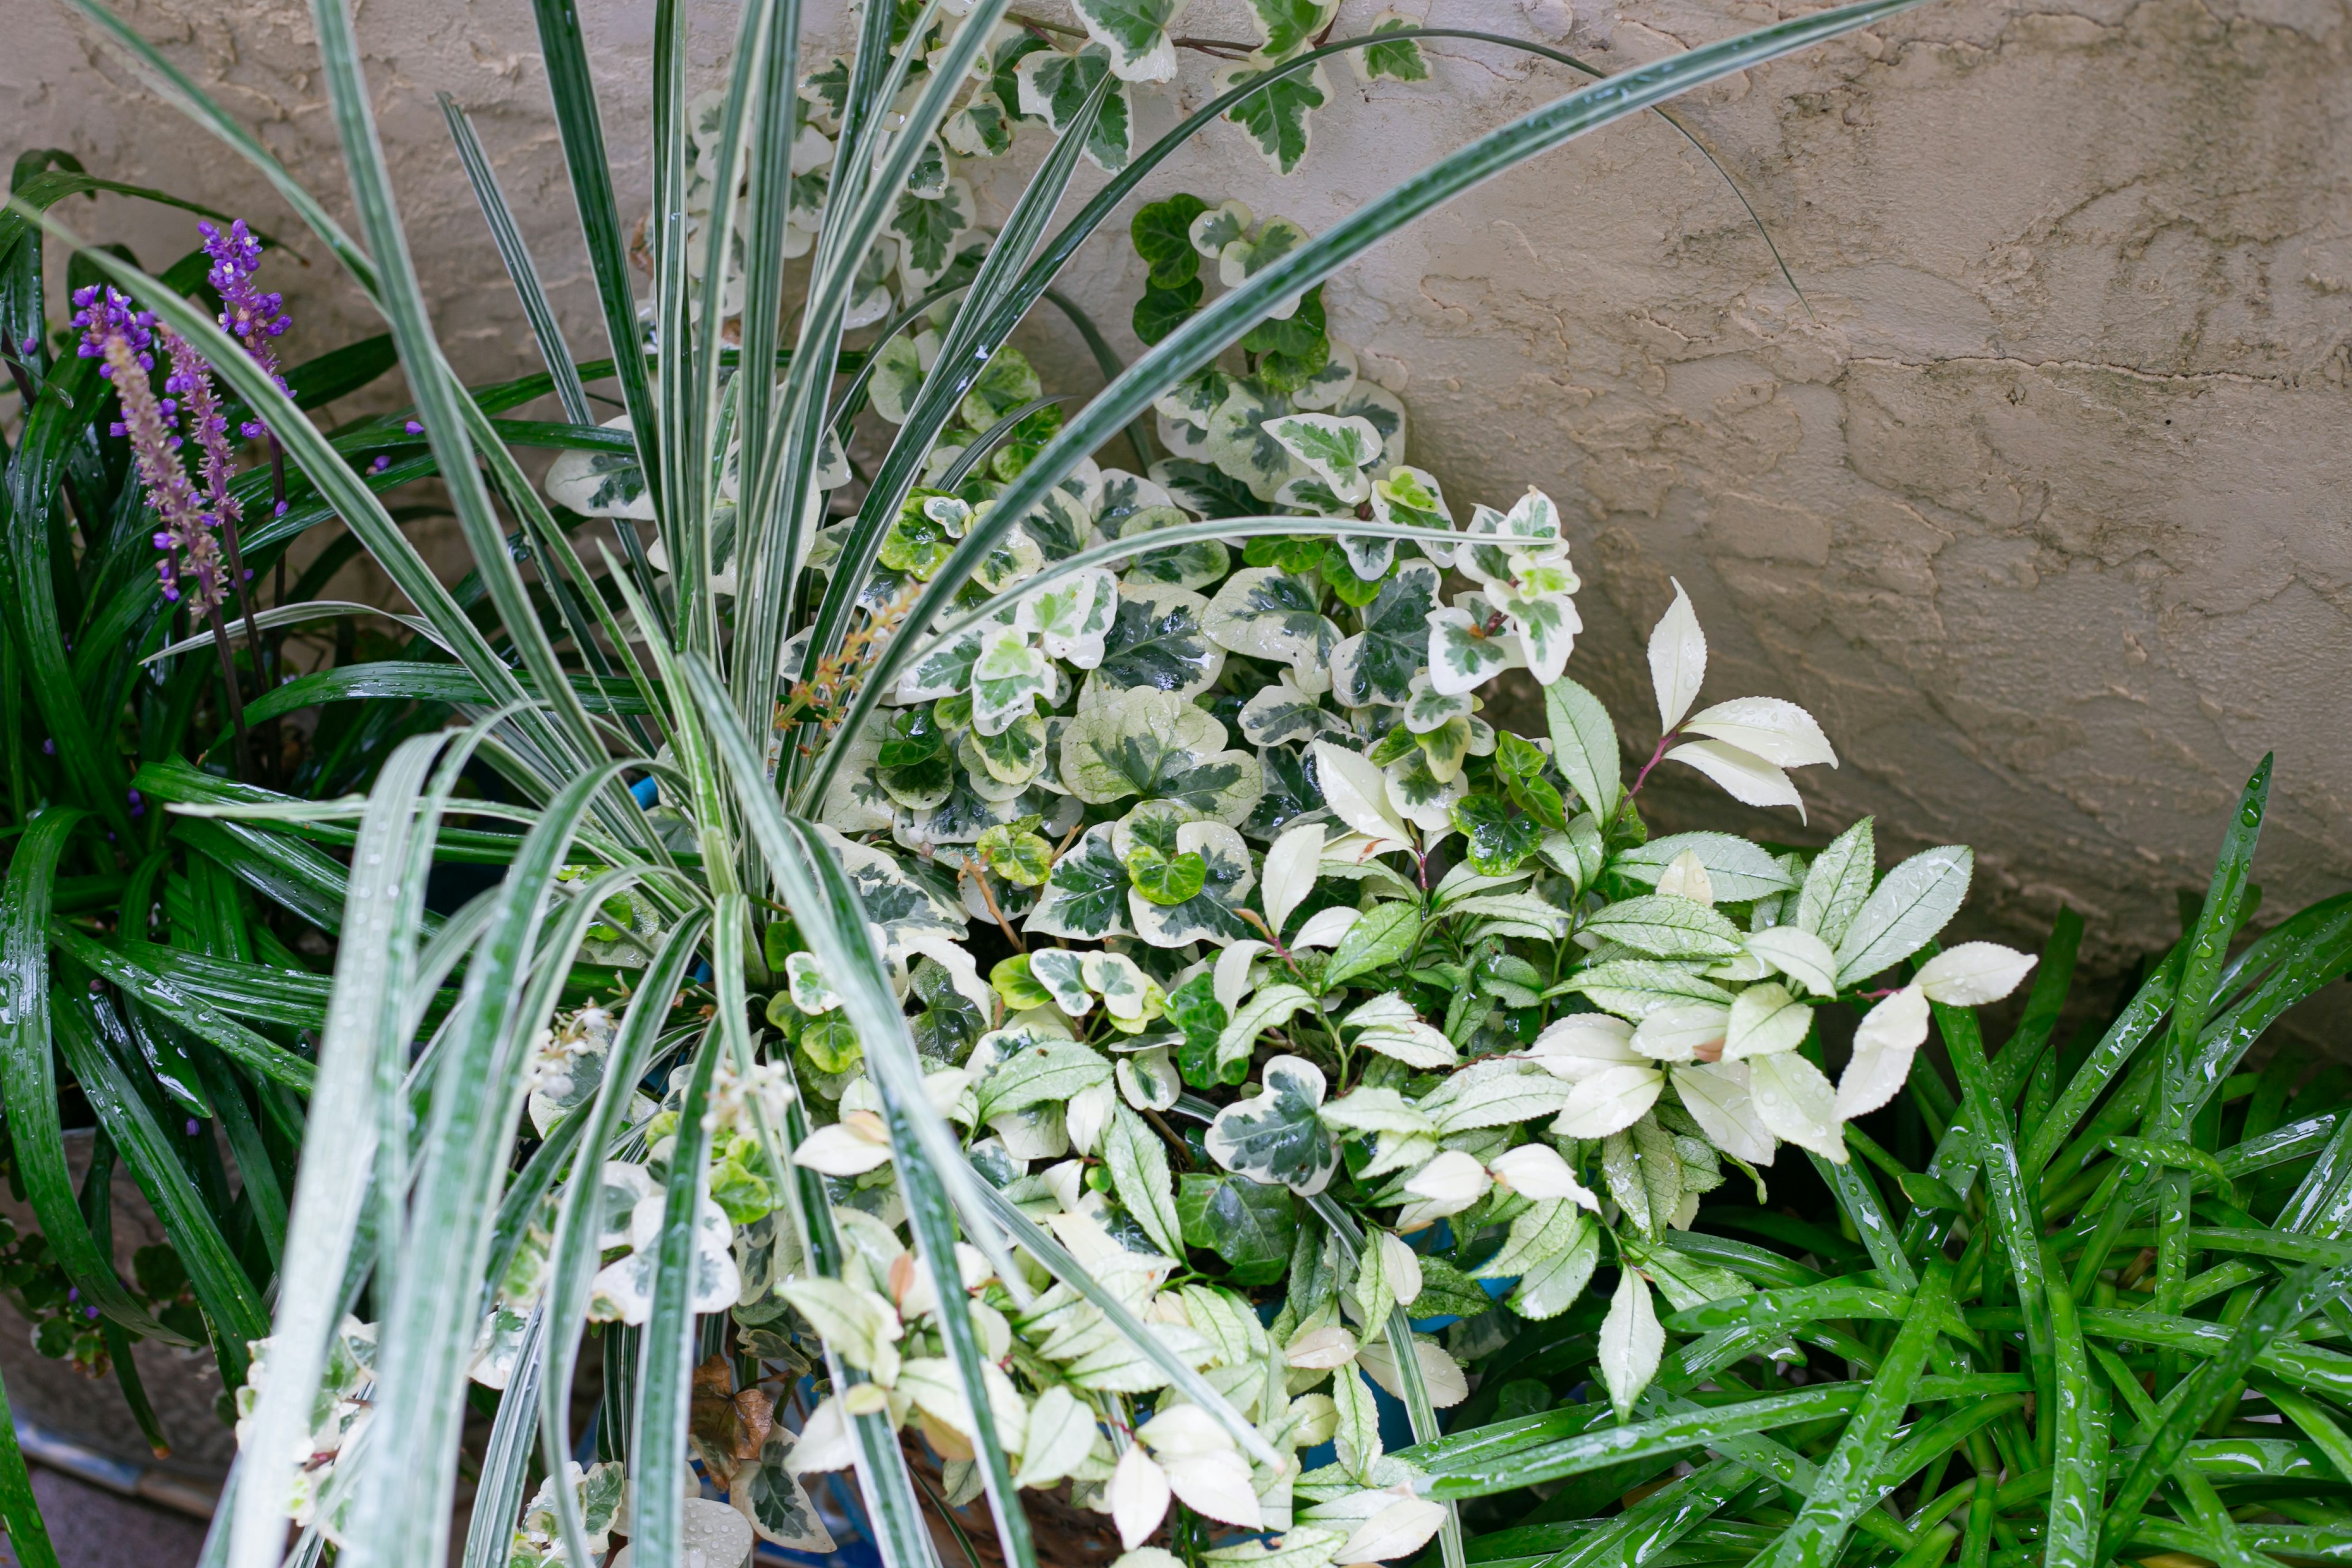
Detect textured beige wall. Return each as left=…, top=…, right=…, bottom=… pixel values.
left=15, top=0, right=2352, bottom=999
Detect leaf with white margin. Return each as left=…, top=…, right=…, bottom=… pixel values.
left=1028, top=948, right=1095, bottom=1016
left=1069, top=0, right=1189, bottom=81
left=1096, top=583, right=1228, bottom=699
left=737, top=1429, right=836, bottom=1549
left=1241, top=680, right=1337, bottom=748
left=1370, top=463, right=1451, bottom=548
left=1553, top=1062, right=1666, bottom=1139
left=1330, top=563, right=1439, bottom=710
left=1630, top=1003, right=1730, bottom=1063
left=1015, top=46, right=1137, bottom=172
left=1111, top=1445, right=1173, bottom=1550
left=1673, top=1060, right=1775, bottom=1165
left=1118, top=1047, right=1182, bottom=1112
left=1104, top=1101, right=1185, bottom=1258
left=1834, top=982, right=1929, bottom=1121
left=971, top=624, right=1052, bottom=736
left=1021, top=566, right=1118, bottom=668
left=1669, top=736, right=1807, bottom=823
left=1206, top=1054, right=1338, bottom=1194
left=544, top=413, right=655, bottom=520
left=1683, top=696, right=1838, bottom=770
left=1017, top=1385, right=1104, bottom=1488
left=1027, top=824, right=1134, bottom=941
left=1206, top=379, right=1303, bottom=498
left=1355, top=1338, right=1467, bottom=1408
left=1648, top=578, right=1708, bottom=732
left=1917, top=942, right=2037, bottom=1006
left=1218, top=219, right=1311, bottom=317
left=1263, top=821, right=1325, bottom=936
left=1311, top=739, right=1413, bottom=850
left=1833, top=846, right=1973, bottom=987
left=785, top=951, right=841, bottom=1014
left=1383, top=752, right=1464, bottom=835
left=1744, top=926, right=1839, bottom=997
left=1205, top=567, right=1340, bottom=689
left=1488, top=1144, right=1600, bottom=1209
left=1215, top=940, right=1270, bottom=1009
left=1425, top=606, right=1524, bottom=698
left=1188, top=200, right=1253, bottom=257
left=1291, top=339, right=1360, bottom=412
left=1499, top=578, right=1582, bottom=686
left=1749, top=1050, right=1845, bottom=1161
left=1063, top=688, right=1262, bottom=824
left=1242, top=0, right=1337, bottom=58
left=1402, top=676, right=1471, bottom=736
left=1798, top=818, right=1876, bottom=946
left=1598, top=1270, right=1664, bottom=1420
left=1722, top=982, right=1812, bottom=1061
left=1216, top=984, right=1316, bottom=1074
left=1341, top=990, right=1457, bottom=1070
left=823, top=827, right=969, bottom=948
left=1132, top=821, right=1259, bottom=948
left=1265, top=413, right=1383, bottom=505
left=1082, top=950, right=1163, bottom=1023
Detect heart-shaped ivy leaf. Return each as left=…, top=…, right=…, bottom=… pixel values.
left=1205, top=1055, right=1339, bottom=1195
left=1128, top=845, right=1210, bottom=906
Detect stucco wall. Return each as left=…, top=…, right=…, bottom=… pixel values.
left=13, top=0, right=2351, bottom=1010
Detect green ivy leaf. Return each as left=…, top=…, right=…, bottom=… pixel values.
left=1132, top=194, right=1211, bottom=288
left=1133, top=277, right=1204, bottom=345
left=1494, top=730, right=1567, bottom=830
left=990, top=954, right=1056, bottom=1012
left=876, top=704, right=949, bottom=769
left=1177, top=1170, right=1298, bottom=1284
left=1242, top=285, right=1328, bottom=360
left=1451, top=794, right=1540, bottom=876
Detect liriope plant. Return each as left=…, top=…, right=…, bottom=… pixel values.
left=0, top=0, right=2125, bottom=1564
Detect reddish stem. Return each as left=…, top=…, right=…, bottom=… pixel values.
left=1628, top=726, right=1680, bottom=799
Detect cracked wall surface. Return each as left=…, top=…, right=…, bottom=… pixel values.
left=15, top=0, right=2351, bottom=1019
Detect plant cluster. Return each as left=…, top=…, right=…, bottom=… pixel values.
left=15, top=5, right=2347, bottom=1568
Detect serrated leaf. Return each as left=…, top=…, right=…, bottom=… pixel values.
left=1583, top=895, right=1746, bottom=959
left=1798, top=818, right=1875, bottom=945
left=1832, top=846, right=1973, bottom=986
left=1106, top=1102, right=1185, bottom=1257
left=1544, top=676, right=1623, bottom=820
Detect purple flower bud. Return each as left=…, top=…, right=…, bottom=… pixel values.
left=85, top=1306, right=100, bottom=1321
left=404, top=420, right=424, bottom=435
left=370, top=454, right=391, bottom=473
left=274, top=500, right=290, bottom=517
left=186, top=1119, right=201, bottom=1137
left=40, top=738, right=55, bottom=755
left=66, top=1287, right=78, bottom=1303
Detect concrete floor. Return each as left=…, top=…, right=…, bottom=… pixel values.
left=0, top=1467, right=207, bottom=1568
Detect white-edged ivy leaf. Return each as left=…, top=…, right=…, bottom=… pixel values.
left=1425, top=606, right=1524, bottom=698
left=1205, top=567, right=1341, bottom=692
left=1207, top=1055, right=1338, bottom=1194
left=1833, top=845, right=1972, bottom=987
left=1026, top=823, right=1136, bottom=940
left=1245, top=0, right=1336, bottom=57
left=1132, top=821, right=1259, bottom=948
left=1205, top=378, right=1302, bottom=499
left=972, top=625, right=1052, bottom=736
left=1096, top=584, right=1227, bottom=699
left=1070, top=0, right=1189, bottom=82
left=1354, top=12, right=1430, bottom=80
left=1215, top=59, right=1332, bottom=175
left=1014, top=45, right=1136, bottom=170
left=1330, top=562, right=1438, bottom=709
left=892, top=177, right=976, bottom=287
left=1064, top=688, right=1264, bottom=823
left=1264, top=413, right=1382, bottom=505
left=1240, top=680, right=1340, bottom=747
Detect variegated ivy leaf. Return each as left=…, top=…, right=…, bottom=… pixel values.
left=1354, top=12, right=1431, bottom=80
left=1026, top=824, right=1135, bottom=940
left=1132, top=820, right=1258, bottom=948
left=1188, top=198, right=1253, bottom=257
left=1329, top=562, right=1438, bottom=709
left=1291, top=339, right=1360, bottom=412
left=1216, top=218, right=1312, bottom=321
left=1415, top=715, right=1473, bottom=785
left=1402, top=674, right=1471, bottom=736
left=972, top=524, right=1046, bottom=594
left=1425, top=602, right=1525, bottom=697
left=1498, top=573, right=1582, bottom=685
left=1331, top=381, right=1408, bottom=470
left=1083, top=951, right=1165, bottom=1026
left=970, top=626, right=1052, bottom=736
left=963, top=714, right=1050, bottom=786
left=1205, top=567, right=1341, bottom=692
left=1110, top=507, right=1229, bottom=591
left=1069, top=0, right=1189, bottom=82
left=944, top=99, right=1015, bottom=157
left=867, top=332, right=934, bottom=425
left=1205, top=379, right=1303, bottom=500
left=1245, top=0, right=1338, bottom=58
left=1096, top=468, right=1180, bottom=526
left=1028, top=948, right=1095, bottom=1016
left=1020, top=566, right=1118, bottom=667
left=1384, top=750, right=1465, bottom=834
left=1018, top=485, right=1098, bottom=562
left=1207, top=1055, right=1338, bottom=1195
left=1014, top=45, right=1137, bottom=171
left=1264, top=413, right=1384, bottom=505
left=1273, top=473, right=1354, bottom=519
left=905, top=135, right=949, bottom=200
left=1095, top=584, right=1227, bottom=699
left=543, top=415, right=654, bottom=521
left=1154, top=368, right=1234, bottom=432
left=845, top=239, right=896, bottom=330
left=821, top=827, right=969, bottom=952
left=1062, top=687, right=1265, bottom=824
left=739, top=1430, right=837, bottom=1550
left=1240, top=679, right=1340, bottom=747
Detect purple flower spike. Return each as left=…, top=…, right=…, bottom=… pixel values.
left=77, top=291, right=227, bottom=617
left=198, top=219, right=291, bottom=435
